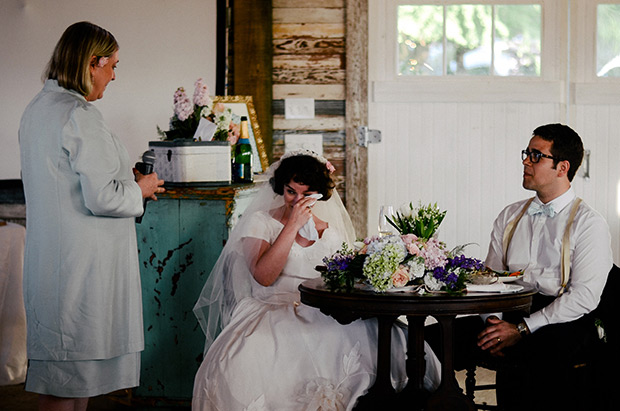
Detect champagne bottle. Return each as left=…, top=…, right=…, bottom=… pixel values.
left=232, top=116, right=253, bottom=183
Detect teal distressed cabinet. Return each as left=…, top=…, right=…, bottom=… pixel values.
left=133, top=184, right=257, bottom=403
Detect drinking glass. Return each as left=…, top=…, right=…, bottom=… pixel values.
left=378, top=205, right=395, bottom=236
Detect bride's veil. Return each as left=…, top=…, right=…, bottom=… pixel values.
left=193, top=150, right=356, bottom=355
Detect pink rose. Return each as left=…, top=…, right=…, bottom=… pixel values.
left=401, top=234, right=418, bottom=244
left=391, top=266, right=410, bottom=288
left=406, top=242, right=421, bottom=256
left=212, top=102, right=226, bottom=114
left=325, top=161, right=336, bottom=174
left=227, top=123, right=240, bottom=145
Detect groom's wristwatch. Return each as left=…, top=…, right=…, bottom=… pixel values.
left=516, top=321, right=530, bottom=337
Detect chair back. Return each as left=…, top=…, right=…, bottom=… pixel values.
left=589, top=264, right=620, bottom=345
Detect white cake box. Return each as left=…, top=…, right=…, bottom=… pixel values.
left=148, top=141, right=231, bottom=186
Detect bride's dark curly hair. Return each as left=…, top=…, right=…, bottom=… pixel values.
left=270, top=155, right=335, bottom=201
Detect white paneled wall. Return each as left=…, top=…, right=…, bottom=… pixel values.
left=368, top=100, right=564, bottom=261
left=573, top=105, right=620, bottom=263
left=368, top=0, right=619, bottom=264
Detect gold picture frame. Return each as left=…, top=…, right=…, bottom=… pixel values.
left=212, top=95, right=269, bottom=173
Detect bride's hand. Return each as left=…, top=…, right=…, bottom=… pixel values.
left=288, top=196, right=316, bottom=230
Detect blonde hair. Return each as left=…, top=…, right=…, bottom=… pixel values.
left=44, top=21, right=118, bottom=97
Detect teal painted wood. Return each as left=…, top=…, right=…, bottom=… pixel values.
left=134, top=185, right=257, bottom=401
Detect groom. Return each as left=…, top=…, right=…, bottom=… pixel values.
left=441, top=124, right=613, bottom=411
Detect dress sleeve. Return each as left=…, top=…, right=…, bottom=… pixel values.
left=62, top=104, right=142, bottom=217
left=240, top=211, right=281, bottom=243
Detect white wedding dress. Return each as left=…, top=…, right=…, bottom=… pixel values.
left=192, top=211, right=441, bottom=411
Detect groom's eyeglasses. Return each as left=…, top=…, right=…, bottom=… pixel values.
left=521, top=149, right=559, bottom=163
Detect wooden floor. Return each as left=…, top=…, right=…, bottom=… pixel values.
left=456, top=367, right=497, bottom=408
left=0, top=368, right=495, bottom=410
left=0, top=384, right=190, bottom=411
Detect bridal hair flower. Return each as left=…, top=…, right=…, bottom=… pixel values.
left=97, top=56, right=109, bottom=68
left=280, top=149, right=336, bottom=174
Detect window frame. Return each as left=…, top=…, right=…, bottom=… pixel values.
left=395, top=2, right=542, bottom=77
left=571, top=0, right=620, bottom=105
left=372, top=0, right=566, bottom=103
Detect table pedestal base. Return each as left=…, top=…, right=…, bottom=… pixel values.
left=425, top=314, right=476, bottom=411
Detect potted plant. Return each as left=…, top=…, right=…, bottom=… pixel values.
left=150, top=78, right=240, bottom=186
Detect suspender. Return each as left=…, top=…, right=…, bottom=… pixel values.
left=502, top=198, right=535, bottom=269
left=560, top=198, right=582, bottom=295
left=502, top=197, right=582, bottom=296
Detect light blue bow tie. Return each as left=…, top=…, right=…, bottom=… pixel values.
left=527, top=202, right=555, bottom=217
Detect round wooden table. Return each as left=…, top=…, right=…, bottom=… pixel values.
left=299, top=278, right=536, bottom=411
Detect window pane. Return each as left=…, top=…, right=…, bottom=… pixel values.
left=398, top=5, right=444, bottom=76
left=597, top=4, right=620, bottom=77
left=495, top=5, right=541, bottom=76
left=446, top=4, right=492, bottom=75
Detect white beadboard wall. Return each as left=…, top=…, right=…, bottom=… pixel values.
left=573, top=105, right=620, bottom=264
left=367, top=100, right=620, bottom=263
left=368, top=0, right=619, bottom=264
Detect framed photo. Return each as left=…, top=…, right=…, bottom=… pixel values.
left=212, top=96, right=269, bottom=173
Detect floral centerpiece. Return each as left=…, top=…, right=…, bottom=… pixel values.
left=157, top=78, right=240, bottom=144
left=321, top=202, right=484, bottom=294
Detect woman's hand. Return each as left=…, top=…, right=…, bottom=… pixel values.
left=286, top=196, right=316, bottom=231
left=477, top=316, right=521, bottom=356
left=134, top=169, right=165, bottom=200
left=250, top=196, right=320, bottom=286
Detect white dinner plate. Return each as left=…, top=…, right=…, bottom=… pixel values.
left=498, top=274, right=523, bottom=283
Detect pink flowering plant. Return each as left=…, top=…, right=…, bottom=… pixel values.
left=157, top=78, right=240, bottom=143
left=321, top=203, right=484, bottom=294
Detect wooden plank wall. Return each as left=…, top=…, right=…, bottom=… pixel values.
left=272, top=0, right=347, bottom=201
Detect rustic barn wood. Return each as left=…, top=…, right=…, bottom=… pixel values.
left=273, top=68, right=345, bottom=84
left=273, top=24, right=344, bottom=39
left=232, top=0, right=273, bottom=162
left=272, top=100, right=345, bottom=116
left=273, top=7, right=344, bottom=24
left=273, top=54, right=344, bottom=70
left=273, top=116, right=345, bottom=131
left=345, top=0, right=369, bottom=236
left=272, top=0, right=348, bottom=204
left=273, top=0, right=343, bottom=7
left=273, top=84, right=345, bottom=100
left=273, top=38, right=345, bottom=55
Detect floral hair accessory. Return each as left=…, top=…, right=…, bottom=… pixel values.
left=325, top=161, right=336, bottom=174
left=97, top=56, right=109, bottom=68
left=280, top=149, right=336, bottom=174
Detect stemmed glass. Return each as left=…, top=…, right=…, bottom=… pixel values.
left=378, top=205, right=395, bottom=237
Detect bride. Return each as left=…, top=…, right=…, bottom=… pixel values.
left=192, top=151, right=441, bottom=410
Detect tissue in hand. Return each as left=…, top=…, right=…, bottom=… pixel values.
left=298, top=194, right=323, bottom=241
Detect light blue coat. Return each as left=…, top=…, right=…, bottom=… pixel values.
left=19, top=80, right=144, bottom=361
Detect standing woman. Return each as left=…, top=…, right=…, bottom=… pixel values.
left=19, top=21, right=164, bottom=411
